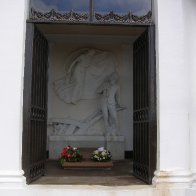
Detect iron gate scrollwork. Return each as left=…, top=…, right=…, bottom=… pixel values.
left=133, top=26, right=157, bottom=184
left=29, top=0, right=152, bottom=25
left=22, top=23, right=48, bottom=184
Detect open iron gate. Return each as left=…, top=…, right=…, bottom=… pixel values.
left=133, top=26, right=157, bottom=184
left=22, top=22, right=156, bottom=184
left=22, top=23, right=48, bottom=184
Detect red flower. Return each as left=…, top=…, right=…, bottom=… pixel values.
left=66, top=145, right=71, bottom=150
left=60, top=145, right=83, bottom=163
left=61, top=148, right=67, bottom=156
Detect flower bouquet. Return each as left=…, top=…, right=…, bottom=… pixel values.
left=60, top=145, right=83, bottom=165
left=91, top=147, right=112, bottom=162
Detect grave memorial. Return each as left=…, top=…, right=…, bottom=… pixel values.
left=48, top=48, right=126, bottom=160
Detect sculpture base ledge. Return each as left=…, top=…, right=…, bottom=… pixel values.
left=62, top=161, right=113, bottom=168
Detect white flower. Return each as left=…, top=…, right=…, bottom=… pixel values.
left=98, top=147, right=105, bottom=152
left=94, top=150, right=98, bottom=154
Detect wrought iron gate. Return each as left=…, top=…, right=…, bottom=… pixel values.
left=133, top=26, right=157, bottom=184
left=22, top=23, right=48, bottom=184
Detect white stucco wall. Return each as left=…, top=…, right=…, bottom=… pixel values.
left=184, top=0, right=196, bottom=188
left=0, top=0, right=27, bottom=185
left=157, top=0, right=189, bottom=170
left=153, top=0, right=194, bottom=188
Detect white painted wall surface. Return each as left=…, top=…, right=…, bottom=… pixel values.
left=157, top=0, right=189, bottom=170
left=153, top=0, right=192, bottom=188
left=184, top=0, right=196, bottom=188
left=0, top=0, right=27, bottom=186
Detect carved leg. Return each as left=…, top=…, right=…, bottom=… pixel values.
left=108, top=104, right=119, bottom=135
left=101, top=101, right=110, bottom=134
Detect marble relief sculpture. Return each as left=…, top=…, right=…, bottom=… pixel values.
left=54, top=48, right=117, bottom=104
left=65, top=49, right=96, bottom=104
left=52, top=48, right=125, bottom=136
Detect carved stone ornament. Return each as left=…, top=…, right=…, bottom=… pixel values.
left=95, top=11, right=152, bottom=24
left=51, top=106, right=125, bottom=136
left=30, top=8, right=89, bottom=22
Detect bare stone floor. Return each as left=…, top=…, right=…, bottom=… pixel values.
left=33, top=160, right=144, bottom=186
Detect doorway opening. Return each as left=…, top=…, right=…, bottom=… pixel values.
left=22, top=23, right=156, bottom=185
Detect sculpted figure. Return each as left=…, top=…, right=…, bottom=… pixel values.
left=66, top=49, right=95, bottom=104
left=97, top=72, right=120, bottom=136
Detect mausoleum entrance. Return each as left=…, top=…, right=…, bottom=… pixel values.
left=44, top=25, right=142, bottom=160
left=22, top=23, right=156, bottom=185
